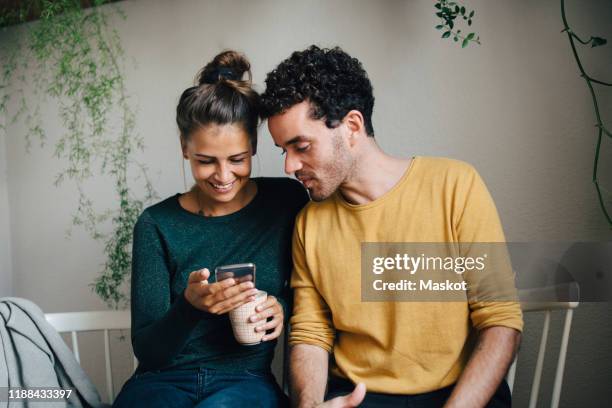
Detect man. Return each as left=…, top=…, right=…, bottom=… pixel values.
left=260, top=46, right=523, bottom=408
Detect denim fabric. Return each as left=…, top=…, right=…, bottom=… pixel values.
left=113, top=367, right=288, bottom=408
left=325, top=376, right=512, bottom=408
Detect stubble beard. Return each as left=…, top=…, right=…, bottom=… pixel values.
left=308, top=134, right=352, bottom=202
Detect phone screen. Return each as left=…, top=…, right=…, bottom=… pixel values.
left=214, top=263, right=256, bottom=286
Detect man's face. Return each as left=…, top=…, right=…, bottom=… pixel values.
left=268, top=101, right=353, bottom=201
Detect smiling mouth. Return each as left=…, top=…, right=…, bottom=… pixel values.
left=208, top=180, right=236, bottom=193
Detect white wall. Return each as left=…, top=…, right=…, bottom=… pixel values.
left=1, top=0, right=611, bottom=405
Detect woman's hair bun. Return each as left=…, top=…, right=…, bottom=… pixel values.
left=177, top=50, right=260, bottom=152
left=197, top=50, right=251, bottom=86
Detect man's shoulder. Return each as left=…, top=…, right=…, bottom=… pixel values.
left=411, top=156, right=480, bottom=190
left=416, top=156, right=477, bottom=177
left=295, top=156, right=481, bottom=222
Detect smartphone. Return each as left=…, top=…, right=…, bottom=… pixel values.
left=214, top=263, right=256, bottom=286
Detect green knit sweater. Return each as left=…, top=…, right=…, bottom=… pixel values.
left=130, top=178, right=308, bottom=373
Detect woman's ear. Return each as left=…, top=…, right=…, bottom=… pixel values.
left=180, top=137, right=189, bottom=159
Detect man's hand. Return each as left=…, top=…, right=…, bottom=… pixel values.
left=184, top=268, right=258, bottom=314
left=318, top=383, right=366, bottom=408
left=290, top=344, right=366, bottom=408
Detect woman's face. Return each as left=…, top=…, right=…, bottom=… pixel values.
left=182, top=123, right=253, bottom=206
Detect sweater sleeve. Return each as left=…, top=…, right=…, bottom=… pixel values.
left=130, top=211, right=202, bottom=370
left=454, top=166, right=524, bottom=333
left=288, top=211, right=336, bottom=352
left=277, top=179, right=310, bottom=322
left=276, top=282, right=292, bottom=326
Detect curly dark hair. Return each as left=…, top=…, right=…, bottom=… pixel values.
left=261, top=45, right=375, bottom=136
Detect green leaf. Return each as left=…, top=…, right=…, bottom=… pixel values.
left=435, top=24, right=444, bottom=30
left=435, top=3, right=442, bottom=9
left=449, top=20, right=454, bottom=29
left=591, top=37, right=607, bottom=47
left=442, top=31, right=451, bottom=38
left=454, top=36, right=458, bottom=42
left=469, top=10, right=475, bottom=18
left=468, top=19, right=472, bottom=26
left=466, top=32, right=475, bottom=41
left=461, top=6, right=466, bottom=14
left=462, top=38, right=469, bottom=48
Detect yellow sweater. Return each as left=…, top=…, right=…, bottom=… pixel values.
left=289, top=156, right=523, bottom=394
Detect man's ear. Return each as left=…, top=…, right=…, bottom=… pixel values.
left=343, top=110, right=365, bottom=146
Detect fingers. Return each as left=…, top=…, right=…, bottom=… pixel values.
left=249, top=296, right=282, bottom=323
left=322, top=383, right=366, bottom=408
left=235, top=274, right=254, bottom=283
left=192, top=276, right=236, bottom=297
left=188, top=268, right=209, bottom=284
left=206, top=286, right=259, bottom=314
left=259, top=315, right=283, bottom=341
left=211, top=280, right=254, bottom=300
left=253, top=296, right=284, bottom=341
left=344, top=383, right=366, bottom=407
left=255, top=295, right=278, bottom=312
left=184, top=269, right=210, bottom=308
left=187, top=270, right=263, bottom=314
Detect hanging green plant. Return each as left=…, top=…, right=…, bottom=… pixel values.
left=0, top=0, right=156, bottom=308
left=560, top=0, right=611, bottom=228
left=433, top=1, right=610, bottom=228
left=434, top=0, right=480, bottom=48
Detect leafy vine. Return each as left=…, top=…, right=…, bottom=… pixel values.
left=433, top=1, right=610, bottom=228
left=434, top=0, right=480, bottom=48
left=560, top=0, right=611, bottom=228
left=0, top=0, right=156, bottom=308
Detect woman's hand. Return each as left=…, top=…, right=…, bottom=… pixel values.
left=248, top=295, right=284, bottom=341
left=184, top=268, right=258, bottom=315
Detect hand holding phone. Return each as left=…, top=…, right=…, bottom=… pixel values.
left=183, top=267, right=257, bottom=315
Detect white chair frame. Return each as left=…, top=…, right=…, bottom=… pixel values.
left=44, top=310, right=134, bottom=404
left=506, top=283, right=580, bottom=408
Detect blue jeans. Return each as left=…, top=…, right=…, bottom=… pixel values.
left=112, top=367, right=288, bottom=408
left=326, top=376, right=512, bottom=408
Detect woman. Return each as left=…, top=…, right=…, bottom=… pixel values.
left=113, top=50, right=308, bottom=408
